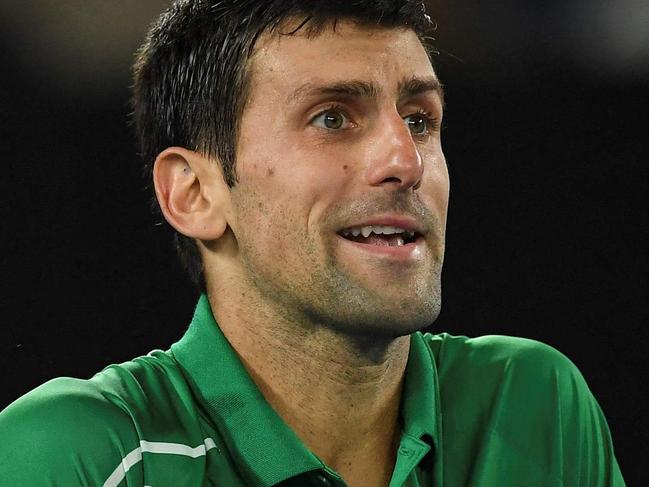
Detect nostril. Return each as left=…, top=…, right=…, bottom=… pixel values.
left=383, top=177, right=401, bottom=184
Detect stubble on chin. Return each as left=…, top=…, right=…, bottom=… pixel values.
left=301, top=239, right=444, bottom=340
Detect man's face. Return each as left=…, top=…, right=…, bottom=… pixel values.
left=227, top=21, right=449, bottom=338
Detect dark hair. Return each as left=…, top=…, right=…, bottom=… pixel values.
left=132, top=0, right=437, bottom=291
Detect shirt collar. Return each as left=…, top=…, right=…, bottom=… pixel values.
left=171, top=294, right=321, bottom=486
left=171, top=294, right=441, bottom=485
left=400, top=330, right=443, bottom=464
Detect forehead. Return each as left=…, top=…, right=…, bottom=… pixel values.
left=247, top=20, right=437, bottom=102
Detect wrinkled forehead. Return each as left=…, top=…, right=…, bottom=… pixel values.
left=245, top=19, right=437, bottom=103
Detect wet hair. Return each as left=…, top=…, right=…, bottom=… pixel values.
left=132, top=0, right=437, bottom=291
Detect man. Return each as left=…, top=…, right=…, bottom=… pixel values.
left=0, top=1, right=625, bottom=486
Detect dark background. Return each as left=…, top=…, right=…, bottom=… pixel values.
left=1, top=1, right=646, bottom=484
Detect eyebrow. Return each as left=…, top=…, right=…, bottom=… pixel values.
left=400, top=77, right=445, bottom=108
left=287, top=76, right=445, bottom=107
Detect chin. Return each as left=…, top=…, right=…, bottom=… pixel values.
left=377, top=307, right=441, bottom=338
left=374, top=286, right=443, bottom=335
left=301, top=267, right=443, bottom=338
left=326, top=298, right=442, bottom=340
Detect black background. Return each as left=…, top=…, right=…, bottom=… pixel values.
left=1, top=1, right=646, bottom=484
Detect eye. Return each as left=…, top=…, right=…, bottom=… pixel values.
left=403, top=112, right=438, bottom=136
left=311, top=108, right=351, bottom=130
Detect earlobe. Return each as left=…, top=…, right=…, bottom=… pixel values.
left=152, top=147, right=228, bottom=241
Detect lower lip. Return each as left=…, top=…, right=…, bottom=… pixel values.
left=335, top=234, right=425, bottom=261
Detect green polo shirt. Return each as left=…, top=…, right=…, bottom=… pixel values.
left=0, top=295, right=625, bottom=486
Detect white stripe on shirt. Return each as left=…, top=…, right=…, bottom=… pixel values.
left=103, top=438, right=217, bottom=487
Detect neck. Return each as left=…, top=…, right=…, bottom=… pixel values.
left=206, top=283, right=410, bottom=486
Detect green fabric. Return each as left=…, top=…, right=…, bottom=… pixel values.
left=0, top=294, right=626, bottom=486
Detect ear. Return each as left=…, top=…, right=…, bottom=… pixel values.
left=152, top=147, right=229, bottom=241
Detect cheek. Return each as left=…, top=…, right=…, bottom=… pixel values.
left=423, top=152, right=450, bottom=218
left=233, top=198, right=296, bottom=272
left=256, top=158, right=348, bottom=218
left=232, top=175, right=317, bottom=257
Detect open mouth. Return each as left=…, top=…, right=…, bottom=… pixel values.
left=337, top=225, right=421, bottom=247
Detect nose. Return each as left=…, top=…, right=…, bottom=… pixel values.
left=364, top=112, right=423, bottom=191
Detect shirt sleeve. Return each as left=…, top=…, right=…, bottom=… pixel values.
left=0, top=377, right=141, bottom=486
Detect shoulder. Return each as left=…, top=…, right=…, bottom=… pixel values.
left=0, top=374, right=138, bottom=484
left=420, top=332, right=598, bottom=432
left=422, top=332, right=583, bottom=388
left=420, top=333, right=626, bottom=485
left=0, top=350, right=196, bottom=485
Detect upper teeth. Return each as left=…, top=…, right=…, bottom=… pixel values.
left=341, top=225, right=415, bottom=238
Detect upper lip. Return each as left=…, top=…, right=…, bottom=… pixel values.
left=337, top=214, right=425, bottom=235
